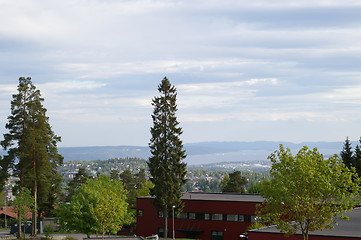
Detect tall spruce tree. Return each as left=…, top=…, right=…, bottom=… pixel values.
left=148, top=77, right=187, bottom=238
left=1, top=77, right=63, bottom=235
left=341, top=137, right=354, bottom=168
left=353, top=138, right=361, bottom=177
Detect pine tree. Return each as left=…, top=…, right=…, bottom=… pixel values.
left=222, top=170, right=248, bottom=193
left=148, top=77, right=187, bottom=238
left=1, top=77, right=63, bottom=235
left=67, top=168, right=92, bottom=201
left=340, top=137, right=354, bottom=168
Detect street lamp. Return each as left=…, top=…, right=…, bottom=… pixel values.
left=172, top=205, right=176, bottom=240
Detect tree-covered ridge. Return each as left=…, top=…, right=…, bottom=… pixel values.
left=58, top=157, right=148, bottom=181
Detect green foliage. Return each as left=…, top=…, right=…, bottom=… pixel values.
left=13, top=188, right=34, bottom=237
left=247, top=222, right=267, bottom=231
left=222, top=170, right=248, bottom=193
left=67, top=168, right=92, bottom=201
left=340, top=137, right=361, bottom=178
left=136, top=180, right=154, bottom=197
left=43, top=225, right=55, bottom=234
left=246, top=181, right=263, bottom=194
left=59, top=158, right=268, bottom=194
left=341, top=137, right=354, bottom=169
left=148, top=77, right=187, bottom=238
left=57, top=175, right=129, bottom=238
left=258, top=145, right=361, bottom=240
left=1, top=77, right=63, bottom=228
left=0, top=191, right=5, bottom=207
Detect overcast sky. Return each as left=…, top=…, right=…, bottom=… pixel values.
left=1, top=0, right=361, bottom=147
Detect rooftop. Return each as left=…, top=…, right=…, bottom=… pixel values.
left=138, top=192, right=264, bottom=203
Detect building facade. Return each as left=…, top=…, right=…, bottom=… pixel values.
left=136, top=192, right=263, bottom=240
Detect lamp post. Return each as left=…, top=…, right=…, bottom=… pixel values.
left=172, top=205, right=176, bottom=240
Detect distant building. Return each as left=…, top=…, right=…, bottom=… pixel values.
left=136, top=192, right=263, bottom=240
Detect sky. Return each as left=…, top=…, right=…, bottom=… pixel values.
left=1, top=0, right=361, bottom=147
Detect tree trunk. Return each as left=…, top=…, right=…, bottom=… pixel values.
left=163, top=206, right=168, bottom=238
left=32, top=188, right=37, bottom=236
left=17, top=213, right=22, bottom=238
left=32, top=160, right=38, bottom=236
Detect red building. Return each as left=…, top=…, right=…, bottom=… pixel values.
left=247, top=207, right=361, bottom=240
left=136, top=192, right=263, bottom=240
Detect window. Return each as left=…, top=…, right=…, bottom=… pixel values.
left=238, top=215, right=245, bottom=222
left=211, top=213, right=223, bottom=221
left=251, top=215, right=258, bottom=222
left=205, top=213, right=210, bottom=220
left=189, top=213, right=196, bottom=219
left=226, top=214, right=238, bottom=221
left=177, top=212, right=188, bottom=219
left=196, top=212, right=204, bottom=220
left=158, top=210, right=163, bottom=218
left=211, top=231, right=223, bottom=240
left=137, top=210, right=143, bottom=217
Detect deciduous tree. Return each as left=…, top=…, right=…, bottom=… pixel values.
left=58, top=175, right=129, bottom=238
left=13, top=188, right=34, bottom=238
left=148, top=77, right=187, bottom=238
left=258, top=145, right=360, bottom=240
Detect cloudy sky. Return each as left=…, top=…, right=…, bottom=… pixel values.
left=1, top=0, right=361, bottom=147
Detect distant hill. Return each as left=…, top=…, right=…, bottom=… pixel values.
left=0, top=141, right=345, bottom=165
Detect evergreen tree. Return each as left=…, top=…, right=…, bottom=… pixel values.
left=119, top=170, right=134, bottom=191
left=135, top=168, right=146, bottom=189
left=119, top=169, right=137, bottom=207
left=1, top=77, right=63, bottom=235
left=147, top=77, right=187, bottom=238
left=353, top=138, right=361, bottom=177
left=109, top=169, right=120, bottom=180
left=67, top=168, right=92, bottom=201
left=222, top=170, right=248, bottom=193
left=340, top=137, right=354, bottom=168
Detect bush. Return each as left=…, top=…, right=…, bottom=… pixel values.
left=43, top=225, right=55, bottom=234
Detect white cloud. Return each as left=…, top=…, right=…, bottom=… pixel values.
left=324, top=85, right=361, bottom=104
left=40, top=81, right=106, bottom=92
left=179, top=78, right=278, bottom=93
left=1, top=0, right=361, bottom=146
left=0, top=84, right=16, bottom=93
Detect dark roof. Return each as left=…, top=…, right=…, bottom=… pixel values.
left=181, top=192, right=264, bottom=202
left=138, top=192, right=264, bottom=203
left=249, top=207, right=361, bottom=238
